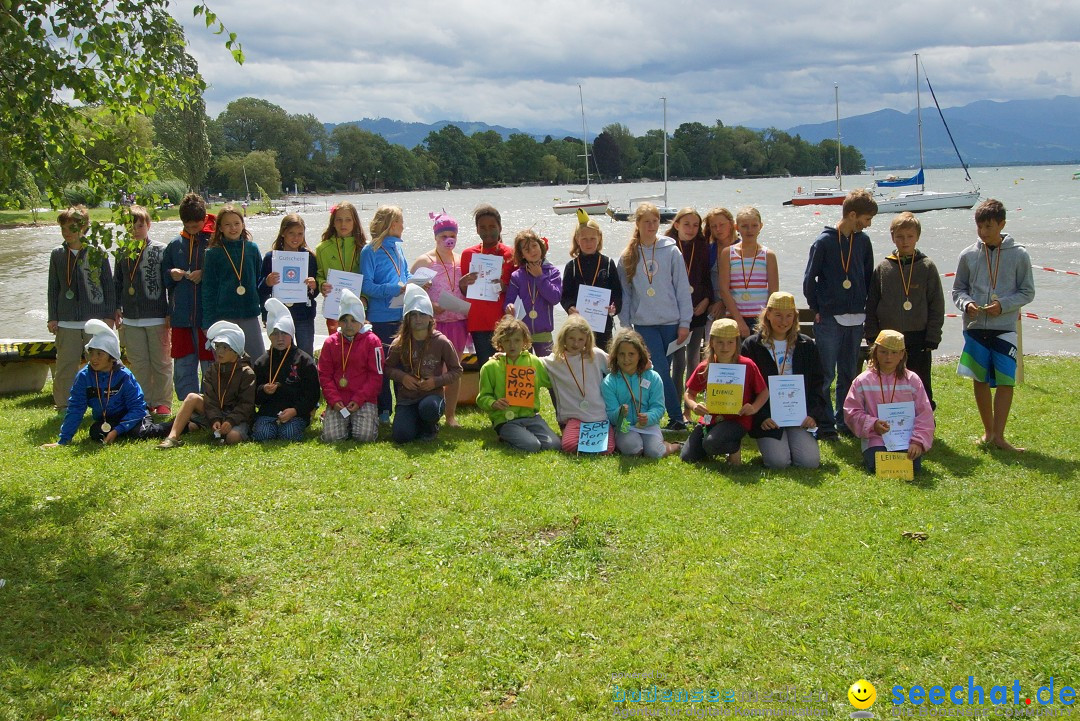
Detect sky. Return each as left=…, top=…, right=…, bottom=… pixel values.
left=178, top=0, right=1080, bottom=136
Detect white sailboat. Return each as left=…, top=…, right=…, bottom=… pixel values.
left=784, top=84, right=848, bottom=207
left=552, top=85, right=609, bottom=215
left=609, top=97, right=678, bottom=222
left=874, top=53, right=980, bottom=213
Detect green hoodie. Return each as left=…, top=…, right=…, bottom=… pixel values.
left=476, top=352, right=551, bottom=426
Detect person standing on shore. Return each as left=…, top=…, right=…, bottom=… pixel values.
left=459, top=204, right=515, bottom=366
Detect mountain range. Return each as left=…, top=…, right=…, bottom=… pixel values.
left=326, top=95, right=1080, bottom=167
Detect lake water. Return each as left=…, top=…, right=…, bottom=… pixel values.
left=3, top=164, right=1077, bottom=357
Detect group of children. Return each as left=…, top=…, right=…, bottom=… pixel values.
left=44, top=191, right=1036, bottom=471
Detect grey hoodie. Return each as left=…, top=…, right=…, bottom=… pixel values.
left=617, top=236, right=693, bottom=329
left=952, top=233, right=1035, bottom=332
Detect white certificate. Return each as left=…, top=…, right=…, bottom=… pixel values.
left=665, top=334, right=691, bottom=357
left=271, top=250, right=310, bottom=304
left=705, top=362, right=746, bottom=415
left=576, top=284, right=611, bottom=333
left=323, top=269, right=364, bottom=319
left=877, top=401, right=916, bottom=451
left=768, top=374, right=806, bottom=428
left=465, top=254, right=503, bottom=302
left=437, top=291, right=471, bottom=315
left=408, top=266, right=437, bottom=286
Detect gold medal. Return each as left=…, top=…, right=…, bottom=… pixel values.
left=528, top=310, right=538, bottom=320
left=646, top=287, right=656, bottom=297
left=338, top=377, right=348, bottom=388
left=991, top=293, right=999, bottom=301
left=100, top=422, right=111, bottom=433
left=65, top=289, right=75, bottom=300
left=579, top=400, right=589, bottom=411
left=236, top=286, right=246, bottom=296
left=903, top=300, right=913, bottom=311
left=286, top=302, right=294, bottom=308
left=688, top=286, right=694, bottom=295
left=842, top=278, right=852, bottom=290
left=504, top=410, right=515, bottom=420
left=127, top=286, right=135, bottom=296
left=741, top=292, right=751, bottom=301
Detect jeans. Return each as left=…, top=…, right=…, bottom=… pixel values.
left=813, top=315, right=862, bottom=431
left=174, top=344, right=211, bottom=401
left=392, top=396, right=445, bottom=443
left=634, top=324, right=682, bottom=423
left=293, top=318, right=315, bottom=358
left=471, top=331, right=496, bottom=367
left=370, top=321, right=399, bottom=416
left=496, top=414, right=561, bottom=452
left=681, top=420, right=746, bottom=462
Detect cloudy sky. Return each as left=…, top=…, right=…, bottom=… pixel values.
left=178, top=0, right=1079, bottom=135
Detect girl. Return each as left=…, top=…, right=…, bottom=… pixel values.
left=717, top=207, right=779, bottom=338
left=361, top=205, right=411, bottom=422
left=315, top=202, right=366, bottom=334
left=665, top=207, right=714, bottom=422
left=504, top=229, right=562, bottom=357
left=476, top=315, right=559, bottom=453
left=201, top=204, right=265, bottom=359
left=385, top=285, right=463, bottom=443
left=543, top=315, right=613, bottom=454
left=616, top=202, right=693, bottom=430
left=410, top=210, right=468, bottom=426
left=601, top=328, right=681, bottom=458
left=44, top=320, right=169, bottom=447
left=317, top=289, right=383, bottom=443
left=157, top=320, right=257, bottom=448
left=703, top=206, right=737, bottom=319
left=682, top=318, right=768, bottom=466
left=843, top=330, right=935, bottom=473
left=258, top=213, right=319, bottom=355
left=740, top=292, right=830, bottom=469
left=252, top=299, right=321, bottom=443
left=560, top=209, right=621, bottom=351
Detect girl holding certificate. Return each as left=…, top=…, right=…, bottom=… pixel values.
left=561, top=211, right=621, bottom=351
left=843, top=330, right=935, bottom=473
left=740, top=292, right=829, bottom=469
left=315, top=202, right=367, bottom=335
left=258, top=214, right=319, bottom=355
left=682, top=318, right=768, bottom=466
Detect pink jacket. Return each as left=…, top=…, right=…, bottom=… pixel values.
left=318, top=329, right=383, bottom=408
left=843, top=367, right=935, bottom=452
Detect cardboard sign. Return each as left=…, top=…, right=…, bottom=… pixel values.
left=577, top=420, right=610, bottom=453
left=705, top=363, right=745, bottom=415
left=505, top=365, right=536, bottom=408
left=876, top=451, right=914, bottom=480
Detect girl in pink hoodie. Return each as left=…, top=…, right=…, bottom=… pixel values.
left=317, top=289, right=383, bottom=442
left=844, top=329, right=935, bottom=473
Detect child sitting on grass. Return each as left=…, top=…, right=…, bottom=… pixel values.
left=317, top=289, right=383, bottom=443
left=601, top=328, right=681, bottom=458
left=476, top=315, right=559, bottom=452
left=543, top=315, right=612, bottom=454
left=252, top=298, right=321, bottom=442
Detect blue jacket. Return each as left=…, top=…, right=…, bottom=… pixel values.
left=601, top=369, right=667, bottom=429
left=162, top=231, right=210, bottom=329
left=803, top=226, right=874, bottom=316
left=58, top=364, right=147, bottom=444
left=201, top=238, right=263, bottom=327
left=360, top=236, right=411, bottom=323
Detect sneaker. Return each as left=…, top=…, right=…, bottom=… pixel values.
left=664, top=419, right=687, bottom=432
left=378, top=410, right=391, bottom=424
left=153, top=405, right=171, bottom=416
left=156, top=437, right=183, bottom=449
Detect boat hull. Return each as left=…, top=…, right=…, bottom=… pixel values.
left=783, top=189, right=847, bottom=206
left=553, top=200, right=609, bottom=215
left=875, top=190, right=980, bottom=213
left=608, top=206, right=678, bottom=222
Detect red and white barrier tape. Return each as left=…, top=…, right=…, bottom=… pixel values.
left=944, top=312, right=1080, bottom=329
left=942, top=265, right=1079, bottom=279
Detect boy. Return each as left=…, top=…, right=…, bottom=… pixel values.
left=163, top=193, right=214, bottom=401
left=952, top=198, right=1035, bottom=451
left=115, top=205, right=173, bottom=414
left=802, top=188, right=877, bottom=439
left=46, top=205, right=117, bottom=411
left=458, top=204, right=516, bottom=365
left=864, top=211, right=945, bottom=408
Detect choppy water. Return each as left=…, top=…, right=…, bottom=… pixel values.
left=3, top=164, right=1077, bottom=357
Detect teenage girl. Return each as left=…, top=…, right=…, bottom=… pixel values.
left=560, top=209, right=621, bottom=351
left=315, top=201, right=366, bottom=334
left=201, top=204, right=265, bottom=359
left=504, top=229, right=562, bottom=357
left=717, top=206, right=779, bottom=337
left=665, top=207, right=714, bottom=422
left=601, top=328, right=681, bottom=458
left=258, top=213, right=319, bottom=355
left=543, top=315, right=613, bottom=454
left=703, top=206, right=737, bottom=319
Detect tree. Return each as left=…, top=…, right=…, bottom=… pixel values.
left=424, top=125, right=479, bottom=186
left=0, top=1, right=241, bottom=249
left=214, top=151, right=281, bottom=199
left=152, top=54, right=212, bottom=191
left=330, top=125, right=385, bottom=191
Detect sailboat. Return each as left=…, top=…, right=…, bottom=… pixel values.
left=784, top=84, right=848, bottom=207
left=608, top=97, right=678, bottom=222
left=874, top=53, right=980, bottom=213
left=552, top=85, right=609, bottom=215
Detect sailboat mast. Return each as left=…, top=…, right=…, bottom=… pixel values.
left=661, top=96, right=668, bottom=206
left=915, top=53, right=925, bottom=192
left=578, top=84, right=591, bottom=197
left=834, top=83, right=842, bottom=191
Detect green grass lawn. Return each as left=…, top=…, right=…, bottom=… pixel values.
left=1, top=358, right=1078, bottom=720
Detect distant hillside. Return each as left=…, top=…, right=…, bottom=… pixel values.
left=786, top=95, right=1080, bottom=167
left=324, top=118, right=578, bottom=148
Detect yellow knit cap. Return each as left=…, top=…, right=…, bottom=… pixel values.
left=710, top=318, right=740, bottom=339
left=873, top=329, right=906, bottom=352
left=766, top=292, right=797, bottom=311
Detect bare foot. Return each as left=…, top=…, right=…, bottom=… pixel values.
left=974, top=434, right=993, bottom=447
left=445, top=418, right=461, bottom=428
left=727, top=450, right=742, bottom=466
left=664, top=441, right=682, bottom=457
left=992, top=436, right=1025, bottom=452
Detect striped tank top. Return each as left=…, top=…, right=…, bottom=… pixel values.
left=728, top=245, right=770, bottom=318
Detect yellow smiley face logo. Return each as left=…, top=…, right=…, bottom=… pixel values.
left=848, top=680, right=876, bottom=710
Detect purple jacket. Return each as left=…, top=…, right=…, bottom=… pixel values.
left=504, top=261, right=562, bottom=337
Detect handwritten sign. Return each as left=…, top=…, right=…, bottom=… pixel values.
left=577, top=420, right=610, bottom=453
left=768, top=375, right=806, bottom=427
left=705, top=363, right=745, bottom=415
left=505, top=365, right=535, bottom=408
left=876, top=451, right=914, bottom=480
left=877, top=401, right=916, bottom=452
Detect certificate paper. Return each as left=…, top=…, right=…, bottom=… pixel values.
left=437, top=291, right=471, bottom=315
left=408, top=266, right=437, bottom=286
left=877, top=401, right=916, bottom=451
left=323, top=269, right=364, bottom=319
left=465, top=254, right=503, bottom=302
left=767, top=375, right=806, bottom=427
left=705, top=363, right=745, bottom=415
left=271, top=250, right=310, bottom=303
left=576, top=285, right=611, bottom=333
